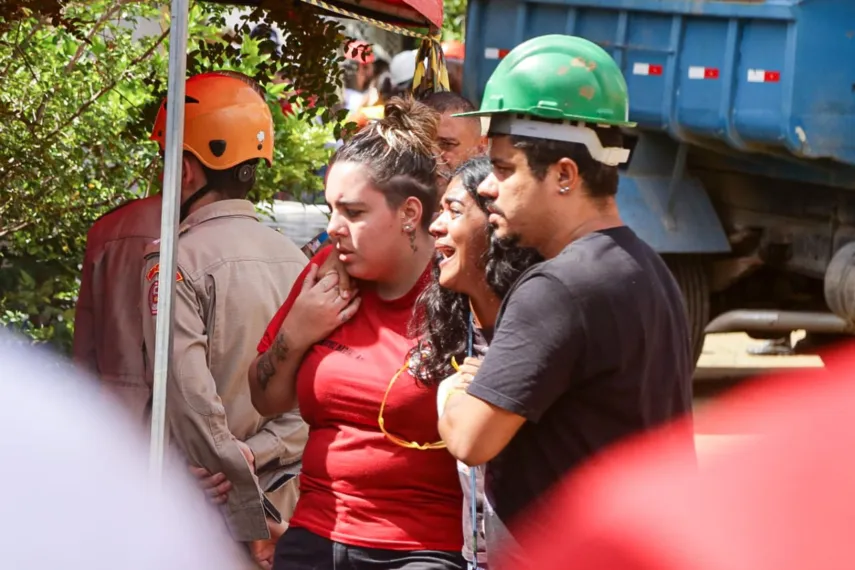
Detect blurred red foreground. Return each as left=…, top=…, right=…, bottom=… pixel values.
left=513, top=341, right=855, bottom=570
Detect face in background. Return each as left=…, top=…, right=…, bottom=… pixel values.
left=478, top=135, right=555, bottom=248
left=325, top=161, right=418, bottom=282
left=429, top=175, right=490, bottom=295
left=436, top=112, right=484, bottom=174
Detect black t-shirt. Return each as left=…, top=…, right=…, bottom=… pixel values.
left=467, top=226, right=694, bottom=535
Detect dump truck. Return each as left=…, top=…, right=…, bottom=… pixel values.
left=462, top=0, right=855, bottom=361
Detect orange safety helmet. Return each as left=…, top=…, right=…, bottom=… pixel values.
left=149, top=71, right=273, bottom=171
left=441, top=40, right=465, bottom=62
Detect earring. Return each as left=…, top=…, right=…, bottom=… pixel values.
left=403, top=224, right=417, bottom=252
left=559, top=186, right=570, bottom=195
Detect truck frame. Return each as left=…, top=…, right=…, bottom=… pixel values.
left=463, top=0, right=855, bottom=361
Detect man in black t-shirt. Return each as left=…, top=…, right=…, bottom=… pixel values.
left=437, top=35, right=695, bottom=567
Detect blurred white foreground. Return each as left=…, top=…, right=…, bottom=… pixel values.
left=0, top=330, right=244, bottom=569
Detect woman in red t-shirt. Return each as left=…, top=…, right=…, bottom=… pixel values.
left=249, top=97, right=465, bottom=570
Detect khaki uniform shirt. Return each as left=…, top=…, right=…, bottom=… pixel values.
left=141, top=199, right=308, bottom=543
left=73, top=194, right=162, bottom=422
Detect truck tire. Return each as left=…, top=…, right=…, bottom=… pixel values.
left=664, top=256, right=710, bottom=366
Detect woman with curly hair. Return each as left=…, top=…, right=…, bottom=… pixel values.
left=416, top=156, right=543, bottom=568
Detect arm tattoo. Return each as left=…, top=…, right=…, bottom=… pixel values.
left=256, top=353, right=276, bottom=392
left=256, top=331, right=290, bottom=392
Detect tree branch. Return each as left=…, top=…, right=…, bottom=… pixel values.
left=12, top=41, right=39, bottom=85
left=0, top=221, right=33, bottom=239
left=19, top=18, right=47, bottom=51
left=0, top=19, right=47, bottom=80
left=0, top=22, right=22, bottom=79
left=39, top=27, right=169, bottom=146
left=65, top=0, right=142, bottom=73
left=41, top=0, right=147, bottom=127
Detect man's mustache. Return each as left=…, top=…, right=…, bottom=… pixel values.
left=484, top=200, right=506, bottom=217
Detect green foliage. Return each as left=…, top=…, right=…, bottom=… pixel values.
left=256, top=105, right=333, bottom=202
left=186, top=23, right=336, bottom=202
left=0, top=0, right=348, bottom=351
left=189, top=0, right=355, bottom=140
left=442, top=0, right=467, bottom=42
left=0, top=1, right=169, bottom=350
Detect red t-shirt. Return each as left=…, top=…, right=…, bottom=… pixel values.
left=258, top=248, right=463, bottom=551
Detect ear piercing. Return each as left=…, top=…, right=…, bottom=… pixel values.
left=403, top=224, right=417, bottom=252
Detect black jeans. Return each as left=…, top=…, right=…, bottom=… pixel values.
left=273, top=526, right=466, bottom=570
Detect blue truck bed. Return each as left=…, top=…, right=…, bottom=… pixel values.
left=463, top=0, right=855, bottom=170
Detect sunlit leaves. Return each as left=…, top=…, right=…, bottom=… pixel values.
left=442, top=0, right=467, bottom=41
left=0, top=0, right=344, bottom=349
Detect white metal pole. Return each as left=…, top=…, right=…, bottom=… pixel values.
left=149, top=0, right=190, bottom=486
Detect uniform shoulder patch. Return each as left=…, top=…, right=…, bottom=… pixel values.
left=148, top=277, right=159, bottom=315
left=146, top=263, right=184, bottom=282
left=147, top=263, right=185, bottom=316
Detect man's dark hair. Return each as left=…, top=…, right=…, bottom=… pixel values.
left=201, top=158, right=259, bottom=200
left=419, top=91, right=477, bottom=115
left=510, top=124, right=623, bottom=199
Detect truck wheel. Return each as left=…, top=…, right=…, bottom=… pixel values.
left=664, top=256, right=710, bottom=366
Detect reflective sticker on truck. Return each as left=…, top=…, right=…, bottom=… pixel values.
left=633, top=62, right=663, bottom=76
left=688, top=66, right=720, bottom=80
left=484, top=47, right=510, bottom=60
left=747, top=69, right=781, bottom=83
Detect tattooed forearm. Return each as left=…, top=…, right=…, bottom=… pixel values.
left=256, top=352, right=276, bottom=392
left=271, top=331, right=290, bottom=361
left=256, top=331, right=290, bottom=392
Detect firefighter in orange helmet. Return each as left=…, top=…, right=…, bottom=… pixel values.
left=144, top=71, right=308, bottom=569
left=148, top=71, right=275, bottom=220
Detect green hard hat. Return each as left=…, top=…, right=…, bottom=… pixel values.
left=456, top=34, right=635, bottom=127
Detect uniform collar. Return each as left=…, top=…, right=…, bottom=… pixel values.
left=180, top=199, right=258, bottom=229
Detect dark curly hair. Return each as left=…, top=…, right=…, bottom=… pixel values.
left=413, top=156, right=543, bottom=386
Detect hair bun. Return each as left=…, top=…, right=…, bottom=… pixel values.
left=378, top=96, right=439, bottom=158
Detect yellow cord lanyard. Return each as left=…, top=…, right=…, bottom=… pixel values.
left=378, top=358, right=447, bottom=451
left=376, top=316, right=480, bottom=557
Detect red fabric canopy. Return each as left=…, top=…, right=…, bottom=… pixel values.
left=368, top=0, right=442, bottom=28
left=219, top=0, right=442, bottom=28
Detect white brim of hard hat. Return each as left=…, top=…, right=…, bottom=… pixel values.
left=488, top=115, right=631, bottom=166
